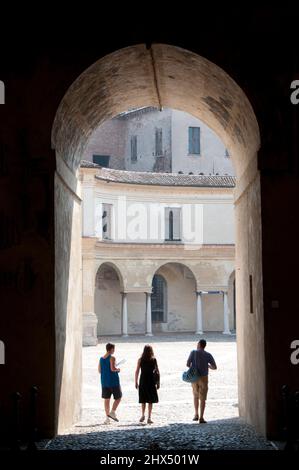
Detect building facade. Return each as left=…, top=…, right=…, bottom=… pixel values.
left=83, top=108, right=235, bottom=176
left=81, top=163, right=236, bottom=345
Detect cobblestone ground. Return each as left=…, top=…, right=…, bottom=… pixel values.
left=47, top=333, right=274, bottom=450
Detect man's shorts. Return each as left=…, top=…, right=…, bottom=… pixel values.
left=191, top=375, right=208, bottom=401
left=102, top=386, right=122, bottom=400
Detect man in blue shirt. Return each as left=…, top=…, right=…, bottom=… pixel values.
left=187, top=339, right=217, bottom=423
left=98, top=343, right=122, bottom=424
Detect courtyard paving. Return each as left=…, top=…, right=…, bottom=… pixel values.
left=46, top=333, right=274, bottom=451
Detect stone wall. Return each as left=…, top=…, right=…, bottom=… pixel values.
left=1, top=23, right=298, bottom=441
left=54, top=156, right=82, bottom=433
left=171, top=109, right=235, bottom=175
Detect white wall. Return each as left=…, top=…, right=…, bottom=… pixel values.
left=82, top=186, right=95, bottom=236
left=91, top=186, right=235, bottom=245
left=203, top=203, right=235, bottom=244
left=171, top=110, right=235, bottom=175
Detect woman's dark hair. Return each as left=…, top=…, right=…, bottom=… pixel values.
left=106, top=343, right=115, bottom=352
left=141, top=345, right=154, bottom=362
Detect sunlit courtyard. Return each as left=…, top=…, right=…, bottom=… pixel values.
left=46, top=334, right=273, bottom=450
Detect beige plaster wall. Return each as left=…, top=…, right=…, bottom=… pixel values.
left=55, top=157, right=82, bottom=433
left=235, top=166, right=265, bottom=435
left=95, top=269, right=122, bottom=336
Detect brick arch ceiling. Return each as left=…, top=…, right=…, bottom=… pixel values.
left=52, top=44, right=260, bottom=178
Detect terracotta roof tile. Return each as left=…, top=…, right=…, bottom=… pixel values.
left=80, top=160, right=236, bottom=188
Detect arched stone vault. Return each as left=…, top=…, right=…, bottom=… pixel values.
left=53, top=44, right=266, bottom=437
left=95, top=261, right=125, bottom=292
left=96, top=259, right=235, bottom=293
left=52, top=44, right=260, bottom=178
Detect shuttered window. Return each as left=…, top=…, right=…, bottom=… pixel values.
left=155, top=128, right=163, bottom=156
left=188, top=127, right=200, bottom=155
left=102, top=203, right=112, bottom=240
left=131, top=135, right=137, bottom=162
left=165, top=207, right=181, bottom=241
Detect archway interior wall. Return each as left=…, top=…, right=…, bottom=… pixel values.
left=53, top=44, right=265, bottom=435
left=228, top=270, right=236, bottom=330
left=235, top=173, right=265, bottom=433
left=54, top=157, right=82, bottom=433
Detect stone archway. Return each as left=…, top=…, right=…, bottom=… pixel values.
left=95, top=262, right=123, bottom=337
left=151, top=262, right=197, bottom=334
left=52, top=44, right=264, bottom=435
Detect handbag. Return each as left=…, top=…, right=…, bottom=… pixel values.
left=182, top=366, right=200, bottom=383
left=183, top=350, right=201, bottom=383
left=153, top=360, right=160, bottom=387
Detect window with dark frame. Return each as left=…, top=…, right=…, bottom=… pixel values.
left=155, top=128, right=163, bottom=156
left=188, top=127, right=201, bottom=155
left=131, top=135, right=137, bottom=162
left=151, top=274, right=167, bottom=323
left=165, top=207, right=181, bottom=241
left=93, top=155, right=110, bottom=167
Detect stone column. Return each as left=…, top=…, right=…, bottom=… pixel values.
left=82, top=256, right=98, bottom=346
left=222, top=291, right=231, bottom=335
left=145, top=292, right=153, bottom=336
left=121, top=292, right=128, bottom=337
left=196, top=291, right=203, bottom=334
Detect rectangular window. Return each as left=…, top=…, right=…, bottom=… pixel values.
left=188, top=127, right=200, bottom=155
left=249, top=274, right=254, bottom=313
left=102, top=203, right=112, bottom=240
left=155, top=128, right=163, bottom=156
left=131, top=135, right=137, bottom=162
left=93, top=155, right=110, bottom=167
left=151, top=275, right=167, bottom=323
left=165, top=207, right=181, bottom=241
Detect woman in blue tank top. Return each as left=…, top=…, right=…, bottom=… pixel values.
left=98, top=343, right=122, bottom=424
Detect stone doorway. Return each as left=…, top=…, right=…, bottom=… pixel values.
left=52, top=44, right=264, bottom=436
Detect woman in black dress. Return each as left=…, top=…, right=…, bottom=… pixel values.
left=135, top=345, right=160, bottom=424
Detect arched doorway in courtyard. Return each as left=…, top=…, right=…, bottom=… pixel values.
left=52, top=44, right=264, bottom=436
left=95, top=262, right=123, bottom=336
left=151, top=262, right=196, bottom=333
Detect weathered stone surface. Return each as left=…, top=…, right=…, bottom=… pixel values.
left=52, top=44, right=260, bottom=178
